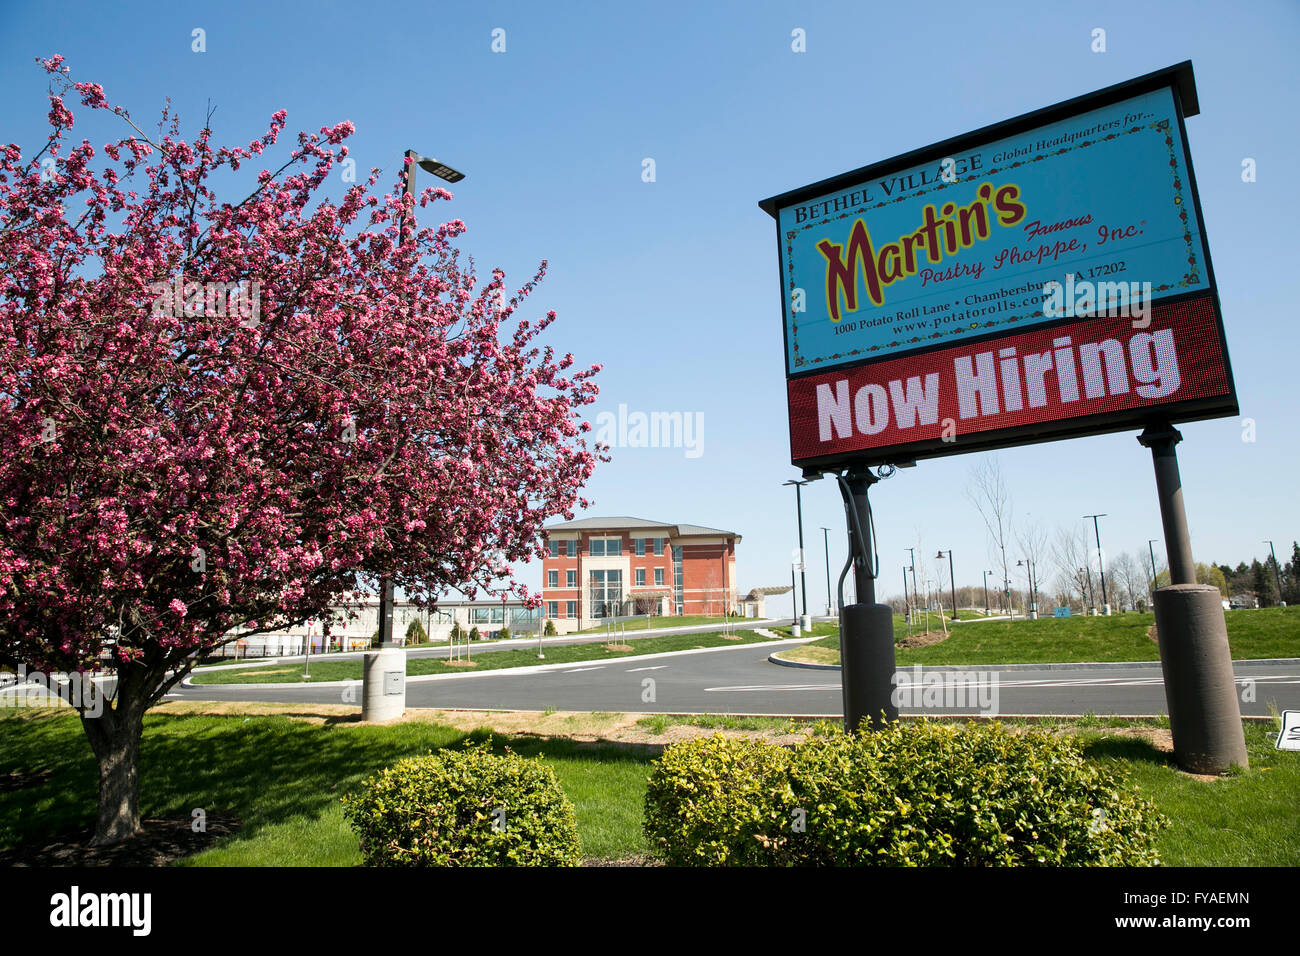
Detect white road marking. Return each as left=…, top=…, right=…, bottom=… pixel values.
left=625, top=665, right=668, bottom=673
left=706, top=683, right=836, bottom=693
left=563, top=666, right=607, bottom=673
left=705, top=672, right=1300, bottom=694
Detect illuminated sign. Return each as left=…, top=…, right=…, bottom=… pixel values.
left=760, top=62, right=1235, bottom=469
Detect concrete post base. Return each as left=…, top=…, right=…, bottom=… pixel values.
left=791, top=623, right=802, bottom=637
left=800, top=614, right=811, bottom=631
left=362, top=647, right=407, bottom=723
left=840, top=602, right=898, bottom=731
left=1154, top=584, right=1248, bottom=773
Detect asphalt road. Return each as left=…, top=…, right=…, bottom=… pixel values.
left=167, top=638, right=1300, bottom=718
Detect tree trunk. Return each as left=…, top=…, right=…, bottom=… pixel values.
left=81, top=703, right=145, bottom=846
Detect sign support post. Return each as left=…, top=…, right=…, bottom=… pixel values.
left=1138, top=425, right=1247, bottom=773
left=837, top=469, right=898, bottom=732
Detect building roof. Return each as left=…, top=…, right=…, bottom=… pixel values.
left=545, top=516, right=740, bottom=540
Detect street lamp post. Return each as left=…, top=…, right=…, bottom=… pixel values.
left=1148, top=539, right=1160, bottom=600
left=936, top=550, right=957, bottom=624
left=905, top=547, right=917, bottom=620
left=790, top=564, right=800, bottom=636
left=1084, top=514, right=1110, bottom=615
left=1265, top=540, right=1286, bottom=607
left=982, top=570, right=991, bottom=617
left=784, top=479, right=810, bottom=629
left=822, top=527, right=832, bottom=616
left=363, top=149, right=467, bottom=722
left=1017, top=559, right=1038, bottom=619
left=903, top=564, right=911, bottom=632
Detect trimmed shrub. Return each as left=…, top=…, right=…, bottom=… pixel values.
left=497, top=626, right=511, bottom=641
left=642, top=735, right=805, bottom=866
left=450, top=622, right=463, bottom=642
left=468, top=626, right=480, bottom=642
left=341, top=745, right=581, bottom=866
left=544, top=619, right=557, bottom=636
left=644, top=721, right=1166, bottom=867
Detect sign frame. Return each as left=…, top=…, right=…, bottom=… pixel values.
left=759, top=62, right=1236, bottom=472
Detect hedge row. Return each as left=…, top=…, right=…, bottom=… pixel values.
left=342, top=721, right=1166, bottom=866
left=643, top=721, right=1166, bottom=866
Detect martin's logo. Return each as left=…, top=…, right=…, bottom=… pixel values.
left=816, top=181, right=1026, bottom=320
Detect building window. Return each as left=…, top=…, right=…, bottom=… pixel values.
left=635, top=538, right=646, bottom=556
left=547, top=601, right=559, bottom=618
left=654, top=537, right=664, bottom=555
left=471, top=607, right=505, bottom=624
left=654, top=567, right=665, bottom=586
left=547, top=540, right=560, bottom=557
left=547, top=570, right=558, bottom=588
left=566, top=540, right=577, bottom=557
left=566, top=569, right=577, bottom=588
left=672, top=546, right=683, bottom=615
left=566, top=600, right=577, bottom=618
left=588, top=569, right=623, bottom=618
left=606, top=537, right=622, bottom=556
left=589, top=538, right=605, bottom=557
left=635, top=568, right=646, bottom=587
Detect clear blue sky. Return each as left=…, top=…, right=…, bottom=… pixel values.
left=3, top=0, right=1297, bottom=614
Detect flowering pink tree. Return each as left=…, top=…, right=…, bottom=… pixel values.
left=0, top=58, right=603, bottom=845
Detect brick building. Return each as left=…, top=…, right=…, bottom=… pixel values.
left=540, top=517, right=740, bottom=633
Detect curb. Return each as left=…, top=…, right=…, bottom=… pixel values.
left=182, top=635, right=809, bottom=690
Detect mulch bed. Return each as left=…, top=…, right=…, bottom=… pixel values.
left=583, top=854, right=663, bottom=867
left=0, top=812, right=241, bottom=867
left=897, top=629, right=951, bottom=649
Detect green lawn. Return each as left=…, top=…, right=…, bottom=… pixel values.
left=0, top=708, right=1293, bottom=866
left=573, top=614, right=747, bottom=635
left=777, top=608, right=1298, bottom=666
left=191, top=629, right=772, bottom=685
left=0, top=708, right=653, bottom=864
left=1075, top=720, right=1298, bottom=867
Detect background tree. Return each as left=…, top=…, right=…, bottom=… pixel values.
left=404, top=617, right=427, bottom=646
left=1284, top=542, right=1300, bottom=605
left=1252, top=559, right=1278, bottom=606
left=966, top=457, right=1014, bottom=614
left=1110, top=551, right=1147, bottom=613
left=1155, top=563, right=1229, bottom=596
left=1015, top=518, right=1049, bottom=616
left=0, top=60, right=603, bottom=845
left=1050, top=524, right=1093, bottom=612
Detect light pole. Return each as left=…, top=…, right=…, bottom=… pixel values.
left=1265, top=540, right=1285, bottom=607
left=936, top=550, right=957, bottom=623
left=1017, top=558, right=1038, bottom=619
left=1148, top=539, right=1160, bottom=599
left=784, top=479, right=810, bottom=628
left=364, top=149, right=466, bottom=722
left=790, top=564, right=800, bottom=635
left=903, top=564, right=911, bottom=635
left=1084, top=514, right=1109, bottom=614
left=905, top=547, right=917, bottom=620
left=821, top=527, right=832, bottom=615
left=982, top=570, right=991, bottom=617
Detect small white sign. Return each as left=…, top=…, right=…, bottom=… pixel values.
left=1277, top=710, right=1300, bottom=751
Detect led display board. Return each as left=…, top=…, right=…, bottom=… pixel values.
left=760, top=62, right=1235, bottom=470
